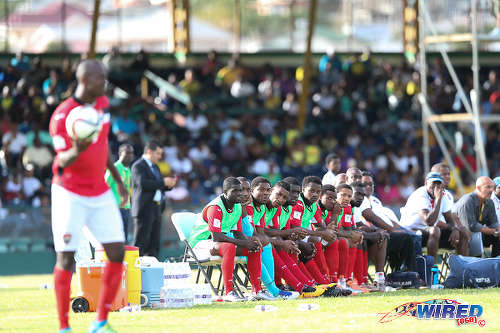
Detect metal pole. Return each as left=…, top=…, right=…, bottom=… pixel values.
left=233, top=0, right=241, bottom=53
left=184, top=0, right=190, bottom=53
left=419, top=95, right=466, bottom=195
left=421, top=0, right=473, bottom=115
left=289, top=0, right=295, bottom=51
left=117, top=6, right=122, bottom=48
left=61, top=0, right=66, bottom=54
left=297, top=0, right=318, bottom=132
left=89, top=0, right=101, bottom=59
left=471, top=0, right=488, bottom=176
left=4, top=0, right=8, bottom=53
left=419, top=0, right=430, bottom=175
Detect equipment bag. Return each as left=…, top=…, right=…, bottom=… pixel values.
left=386, top=271, right=424, bottom=289
left=444, top=255, right=500, bottom=289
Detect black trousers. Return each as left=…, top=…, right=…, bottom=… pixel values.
left=483, top=234, right=500, bottom=257
left=133, top=203, right=161, bottom=258
left=386, top=232, right=417, bottom=272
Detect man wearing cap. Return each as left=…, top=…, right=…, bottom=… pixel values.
left=399, top=172, right=465, bottom=261
left=454, top=176, right=500, bottom=257
left=492, top=177, right=500, bottom=223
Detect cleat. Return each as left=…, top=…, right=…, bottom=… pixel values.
left=88, top=320, right=117, bottom=333
left=248, top=290, right=277, bottom=301
left=316, top=283, right=336, bottom=289
left=223, top=291, right=247, bottom=302
left=321, top=286, right=352, bottom=297
left=277, top=290, right=300, bottom=300
left=299, top=285, right=325, bottom=298
left=347, top=280, right=370, bottom=294
left=277, top=285, right=295, bottom=292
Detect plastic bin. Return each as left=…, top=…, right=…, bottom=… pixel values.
left=71, top=261, right=128, bottom=313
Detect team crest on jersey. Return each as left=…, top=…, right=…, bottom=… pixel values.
left=293, top=211, right=302, bottom=219
left=63, top=233, right=72, bottom=244
left=345, top=214, right=352, bottom=222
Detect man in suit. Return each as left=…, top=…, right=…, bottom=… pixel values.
left=131, top=140, right=177, bottom=257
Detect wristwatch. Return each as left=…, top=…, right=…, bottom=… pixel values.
left=494, top=231, right=499, bottom=237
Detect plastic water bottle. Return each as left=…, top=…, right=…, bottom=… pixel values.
left=431, top=265, right=440, bottom=286
left=119, top=304, right=141, bottom=312
left=192, top=284, right=213, bottom=305
left=254, top=305, right=278, bottom=312
left=431, top=284, right=444, bottom=290
left=298, top=303, right=320, bottom=311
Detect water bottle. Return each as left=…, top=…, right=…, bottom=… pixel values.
left=119, top=304, right=141, bottom=312
left=254, top=305, right=278, bottom=312
left=298, top=303, right=320, bottom=311
left=160, top=286, right=167, bottom=308
left=431, top=265, right=440, bottom=286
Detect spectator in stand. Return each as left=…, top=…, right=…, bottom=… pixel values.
left=112, top=109, right=139, bottom=141
left=319, top=47, right=342, bottom=73
left=179, top=69, right=201, bottom=97
left=322, top=153, right=342, bottom=185
left=22, top=164, right=43, bottom=207
left=2, top=122, right=26, bottom=168
left=129, top=49, right=150, bottom=71
left=22, top=135, right=53, bottom=180
left=102, top=47, right=123, bottom=72
left=4, top=168, right=23, bottom=204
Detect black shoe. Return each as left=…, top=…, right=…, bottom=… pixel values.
left=278, top=285, right=295, bottom=292
left=322, top=286, right=352, bottom=297
left=301, top=285, right=317, bottom=293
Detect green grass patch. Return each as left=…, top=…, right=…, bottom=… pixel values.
left=0, top=274, right=499, bottom=332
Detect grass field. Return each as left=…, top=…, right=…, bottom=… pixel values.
left=1, top=274, right=499, bottom=333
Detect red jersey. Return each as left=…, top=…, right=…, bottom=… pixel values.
left=245, top=204, right=266, bottom=228
left=337, top=205, right=354, bottom=229
left=204, top=205, right=242, bottom=233
left=289, top=199, right=322, bottom=228
left=49, top=96, right=110, bottom=197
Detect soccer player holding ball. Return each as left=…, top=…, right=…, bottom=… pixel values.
left=49, top=60, right=128, bottom=333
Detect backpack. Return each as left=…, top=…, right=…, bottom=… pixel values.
left=386, top=271, right=424, bottom=289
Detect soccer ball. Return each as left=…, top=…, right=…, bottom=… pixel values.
left=65, top=105, right=102, bottom=141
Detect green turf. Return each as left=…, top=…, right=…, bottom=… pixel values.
left=1, top=274, right=499, bottom=332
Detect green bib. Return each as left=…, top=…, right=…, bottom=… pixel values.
left=298, top=194, right=318, bottom=229
left=279, top=205, right=293, bottom=229
left=322, top=207, right=329, bottom=224
left=264, top=206, right=277, bottom=227
left=249, top=201, right=266, bottom=228
left=335, top=208, right=345, bottom=227
left=187, top=196, right=242, bottom=248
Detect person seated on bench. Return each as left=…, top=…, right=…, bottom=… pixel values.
left=491, top=177, right=500, bottom=223
left=430, top=163, right=470, bottom=256
left=187, top=177, right=264, bottom=302
left=454, top=176, right=500, bottom=257
left=400, top=172, right=468, bottom=262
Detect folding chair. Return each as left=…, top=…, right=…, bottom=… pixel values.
left=171, top=212, right=248, bottom=297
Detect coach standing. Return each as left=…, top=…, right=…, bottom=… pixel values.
left=131, top=140, right=177, bottom=258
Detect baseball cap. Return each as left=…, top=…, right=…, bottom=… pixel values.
left=493, top=176, right=500, bottom=187
left=426, top=172, right=443, bottom=183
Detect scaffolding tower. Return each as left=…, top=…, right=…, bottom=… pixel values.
left=418, top=0, right=500, bottom=194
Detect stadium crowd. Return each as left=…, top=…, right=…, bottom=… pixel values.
left=0, top=49, right=499, bottom=212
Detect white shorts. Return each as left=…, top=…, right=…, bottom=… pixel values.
left=192, top=239, right=216, bottom=260
left=51, top=184, right=124, bottom=252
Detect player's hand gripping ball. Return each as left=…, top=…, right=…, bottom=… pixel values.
left=65, top=105, right=102, bottom=141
